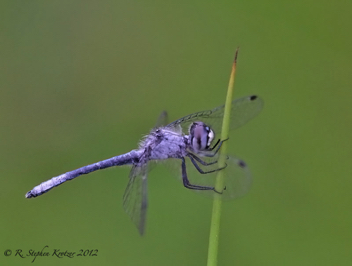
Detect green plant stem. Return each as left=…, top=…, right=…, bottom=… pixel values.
left=207, top=49, right=239, bottom=266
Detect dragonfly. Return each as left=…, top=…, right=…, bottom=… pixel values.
left=25, top=95, right=263, bottom=235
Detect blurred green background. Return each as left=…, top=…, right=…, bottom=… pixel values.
left=1, top=0, right=351, bottom=265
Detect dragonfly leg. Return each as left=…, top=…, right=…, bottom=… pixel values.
left=187, top=153, right=218, bottom=166
left=204, top=138, right=229, bottom=157
left=214, top=187, right=226, bottom=195
left=187, top=155, right=227, bottom=174
left=208, top=139, right=220, bottom=151
left=181, top=158, right=215, bottom=191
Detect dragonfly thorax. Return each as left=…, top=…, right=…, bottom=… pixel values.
left=188, top=122, right=215, bottom=152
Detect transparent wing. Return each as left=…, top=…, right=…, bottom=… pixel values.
left=123, top=164, right=148, bottom=235
left=154, top=111, right=168, bottom=128
left=163, top=154, right=252, bottom=200
left=166, top=95, right=263, bottom=138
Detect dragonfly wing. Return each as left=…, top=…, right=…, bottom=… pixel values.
left=154, top=111, right=168, bottom=129
left=123, top=164, right=149, bottom=235
left=166, top=95, right=263, bottom=138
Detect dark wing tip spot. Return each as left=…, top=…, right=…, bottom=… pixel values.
left=249, top=95, right=257, bottom=101
left=238, top=160, right=247, bottom=168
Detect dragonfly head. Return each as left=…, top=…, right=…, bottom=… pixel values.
left=188, top=122, right=215, bottom=152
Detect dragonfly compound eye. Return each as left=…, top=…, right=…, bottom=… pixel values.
left=206, top=128, right=214, bottom=148
left=189, top=122, right=213, bottom=151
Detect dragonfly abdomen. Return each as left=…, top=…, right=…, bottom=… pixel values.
left=25, top=150, right=142, bottom=198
